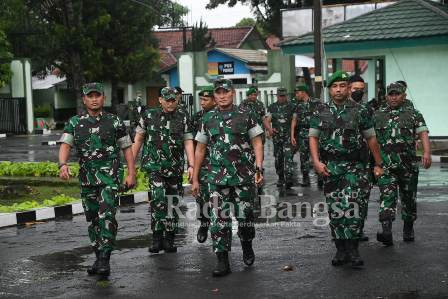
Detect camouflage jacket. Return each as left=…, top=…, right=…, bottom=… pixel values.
left=239, top=99, right=266, bottom=128
left=128, top=97, right=146, bottom=127
left=192, top=108, right=213, bottom=178
left=62, top=112, right=131, bottom=187
left=136, top=107, right=193, bottom=177
left=294, top=98, right=321, bottom=132
left=374, top=104, right=428, bottom=167
left=309, top=99, right=375, bottom=162
left=195, top=105, right=263, bottom=186
left=267, top=101, right=295, bottom=141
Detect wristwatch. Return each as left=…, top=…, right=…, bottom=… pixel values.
left=255, top=166, right=264, bottom=174
left=58, top=162, right=67, bottom=169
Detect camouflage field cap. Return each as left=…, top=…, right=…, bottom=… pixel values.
left=214, top=79, right=233, bottom=91
left=160, top=87, right=177, bottom=101
left=327, top=71, right=349, bottom=87
left=387, top=82, right=405, bottom=95
left=276, top=87, right=288, bottom=96
left=82, top=82, right=104, bottom=95
left=294, top=84, right=309, bottom=93
left=199, top=85, right=214, bottom=97
left=246, top=87, right=258, bottom=96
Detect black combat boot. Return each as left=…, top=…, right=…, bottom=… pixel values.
left=346, top=240, right=364, bottom=269
left=149, top=231, right=163, bottom=253
left=241, top=240, right=255, bottom=266
left=87, top=248, right=100, bottom=275
left=377, top=220, right=393, bottom=246
left=197, top=218, right=210, bottom=243
left=403, top=221, right=415, bottom=242
left=97, top=251, right=111, bottom=276
left=212, top=252, right=231, bottom=277
left=331, top=239, right=347, bottom=266
left=163, top=231, right=178, bottom=253
left=285, top=180, right=293, bottom=189
left=359, top=223, right=369, bottom=242
left=301, top=172, right=310, bottom=187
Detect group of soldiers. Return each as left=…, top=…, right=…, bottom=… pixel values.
left=58, top=71, right=431, bottom=277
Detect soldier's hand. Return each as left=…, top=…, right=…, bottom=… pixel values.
left=125, top=174, right=136, bottom=189
left=187, top=166, right=194, bottom=183
left=373, top=166, right=384, bottom=178
left=314, top=161, right=330, bottom=177
left=255, top=172, right=264, bottom=185
left=291, top=136, right=297, bottom=146
left=422, top=152, right=432, bottom=169
left=192, top=180, right=200, bottom=197
left=59, top=165, right=71, bottom=180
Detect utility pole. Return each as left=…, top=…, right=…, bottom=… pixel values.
left=313, top=0, right=323, bottom=100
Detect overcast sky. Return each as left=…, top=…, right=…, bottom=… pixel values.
left=175, top=0, right=255, bottom=28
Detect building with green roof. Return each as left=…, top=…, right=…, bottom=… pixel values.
left=280, top=0, right=448, bottom=137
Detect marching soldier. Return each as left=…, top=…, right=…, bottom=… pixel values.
left=309, top=71, right=384, bottom=268
left=290, top=84, right=322, bottom=187
left=132, top=87, right=195, bottom=254
left=266, top=87, right=295, bottom=188
left=192, top=79, right=264, bottom=277
left=191, top=86, right=216, bottom=243
left=375, top=82, right=431, bottom=245
left=59, top=82, right=136, bottom=276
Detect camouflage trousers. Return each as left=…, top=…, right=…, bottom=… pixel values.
left=196, top=173, right=211, bottom=222
left=209, top=184, right=256, bottom=252
left=323, top=161, right=371, bottom=240
left=272, top=137, right=294, bottom=181
left=81, top=185, right=119, bottom=253
left=377, top=163, right=419, bottom=222
left=297, top=129, right=311, bottom=173
left=148, top=172, right=182, bottom=233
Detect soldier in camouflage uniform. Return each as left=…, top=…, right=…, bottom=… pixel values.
left=239, top=87, right=267, bottom=142
left=266, top=87, right=295, bottom=188
left=191, top=86, right=216, bottom=243
left=132, top=87, right=195, bottom=254
left=375, top=82, right=431, bottom=246
left=128, top=90, right=146, bottom=142
left=192, top=79, right=264, bottom=277
left=309, top=71, right=384, bottom=268
left=348, top=75, right=371, bottom=242
left=59, top=82, right=136, bottom=276
left=174, top=86, right=188, bottom=115
left=290, top=84, right=322, bottom=187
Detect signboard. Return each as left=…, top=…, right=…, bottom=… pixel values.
left=208, top=61, right=235, bottom=75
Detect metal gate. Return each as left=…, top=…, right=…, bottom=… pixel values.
left=182, top=93, right=194, bottom=118
left=0, top=97, right=27, bottom=134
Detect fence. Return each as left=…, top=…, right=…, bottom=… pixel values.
left=0, top=97, right=27, bottom=134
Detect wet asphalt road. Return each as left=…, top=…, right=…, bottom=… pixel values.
left=1, top=135, right=448, bottom=298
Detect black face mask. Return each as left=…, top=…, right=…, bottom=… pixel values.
left=351, top=90, right=364, bottom=103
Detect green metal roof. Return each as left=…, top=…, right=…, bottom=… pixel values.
left=280, top=0, right=448, bottom=48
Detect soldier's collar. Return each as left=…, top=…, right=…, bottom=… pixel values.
left=330, top=98, right=353, bottom=108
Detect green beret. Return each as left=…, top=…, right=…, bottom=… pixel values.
left=294, top=84, right=309, bottom=93
left=246, top=87, right=258, bottom=96
left=199, top=86, right=214, bottom=97
left=327, top=71, right=349, bottom=87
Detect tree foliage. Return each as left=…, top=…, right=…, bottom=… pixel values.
left=0, top=30, right=13, bottom=89
left=207, top=0, right=359, bottom=37
left=0, top=0, right=188, bottom=111
left=185, top=20, right=216, bottom=52
left=235, top=17, right=256, bottom=27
